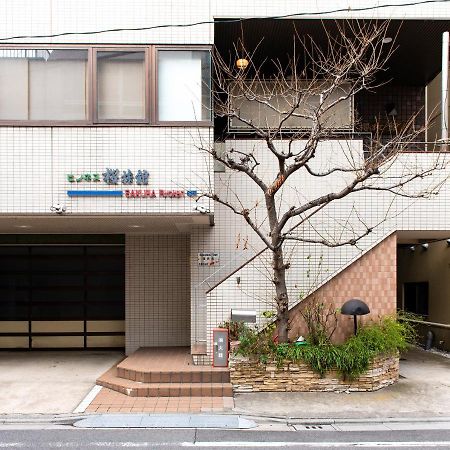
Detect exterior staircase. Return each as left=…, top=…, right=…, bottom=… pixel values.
left=97, top=347, right=232, bottom=398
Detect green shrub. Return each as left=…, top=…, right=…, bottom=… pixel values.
left=235, top=322, right=277, bottom=364
left=218, top=320, right=250, bottom=341
left=236, top=315, right=416, bottom=380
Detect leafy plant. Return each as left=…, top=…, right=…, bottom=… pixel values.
left=218, top=320, right=249, bottom=341
left=299, top=298, right=338, bottom=346
left=236, top=314, right=416, bottom=380
left=236, top=321, right=277, bottom=363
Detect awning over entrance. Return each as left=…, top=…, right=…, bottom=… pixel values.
left=0, top=214, right=211, bottom=234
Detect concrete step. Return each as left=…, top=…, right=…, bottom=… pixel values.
left=97, top=368, right=233, bottom=397
left=115, top=347, right=229, bottom=384
left=116, top=366, right=230, bottom=384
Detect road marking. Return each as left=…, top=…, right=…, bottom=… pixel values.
left=181, top=442, right=450, bottom=448
left=73, top=385, right=102, bottom=413
left=47, top=443, right=176, bottom=447
left=1, top=441, right=450, bottom=448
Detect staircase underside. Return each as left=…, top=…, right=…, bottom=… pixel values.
left=97, top=347, right=232, bottom=398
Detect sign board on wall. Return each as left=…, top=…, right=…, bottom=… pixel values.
left=66, top=169, right=198, bottom=199
left=198, top=252, right=220, bottom=266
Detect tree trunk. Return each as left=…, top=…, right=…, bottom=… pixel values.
left=265, top=193, right=290, bottom=343
left=273, top=246, right=289, bottom=343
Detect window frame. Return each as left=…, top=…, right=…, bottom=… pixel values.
left=0, top=45, right=92, bottom=125
left=154, top=45, right=212, bottom=126
left=92, top=46, right=150, bottom=124
left=0, top=43, right=212, bottom=127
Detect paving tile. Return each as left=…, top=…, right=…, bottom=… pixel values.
left=90, top=348, right=233, bottom=414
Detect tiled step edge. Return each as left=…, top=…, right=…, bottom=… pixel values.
left=116, top=367, right=230, bottom=384
left=97, top=377, right=233, bottom=398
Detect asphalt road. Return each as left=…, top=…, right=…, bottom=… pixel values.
left=0, top=427, right=450, bottom=449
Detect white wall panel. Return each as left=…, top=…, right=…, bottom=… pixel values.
left=0, top=127, right=213, bottom=215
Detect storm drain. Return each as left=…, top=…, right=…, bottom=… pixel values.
left=74, top=414, right=256, bottom=429
left=293, top=424, right=336, bottom=431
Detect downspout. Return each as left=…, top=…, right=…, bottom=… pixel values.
left=441, top=31, right=449, bottom=145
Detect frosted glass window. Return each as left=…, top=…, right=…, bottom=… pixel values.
left=158, top=50, right=211, bottom=121
left=0, top=57, right=28, bottom=120
left=0, top=49, right=87, bottom=121
left=97, top=51, right=145, bottom=120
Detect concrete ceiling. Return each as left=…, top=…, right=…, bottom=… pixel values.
left=0, top=214, right=211, bottom=235
left=215, top=19, right=450, bottom=85
left=397, top=230, right=450, bottom=244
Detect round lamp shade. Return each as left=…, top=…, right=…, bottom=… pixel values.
left=236, top=58, right=249, bottom=70
left=341, top=299, right=370, bottom=316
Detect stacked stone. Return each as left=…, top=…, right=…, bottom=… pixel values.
left=229, top=354, right=399, bottom=393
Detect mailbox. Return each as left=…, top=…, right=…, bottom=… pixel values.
left=212, top=328, right=229, bottom=367
left=230, top=309, right=257, bottom=323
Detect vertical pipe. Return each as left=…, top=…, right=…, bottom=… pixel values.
left=441, top=31, right=449, bottom=143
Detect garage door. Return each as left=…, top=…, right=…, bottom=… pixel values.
left=0, top=245, right=125, bottom=349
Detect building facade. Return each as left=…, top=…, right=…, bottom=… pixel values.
left=0, top=0, right=450, bottom=360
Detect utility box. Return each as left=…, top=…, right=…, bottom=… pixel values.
left=212, top=328, right=229, bottom=367
left=231, top=309, right=257, bottom=323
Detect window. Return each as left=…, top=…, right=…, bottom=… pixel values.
left=0, top=46, right=212, bottom=125
left=403, top=282, right=429, bottom=317
left=158, top=50, right=211, bottom=122
left=0, top=49, right=88, bottom=121
left=96, top=50, right=146, bottom=121
left=228, top=80, right=353, bottom=131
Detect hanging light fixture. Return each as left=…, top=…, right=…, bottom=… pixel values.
left=236, top=24, right=249, bottom=70
left=236, top=58, right=249, bottom=70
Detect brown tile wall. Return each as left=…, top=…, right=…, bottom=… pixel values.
left=288, top=233, right=397, bottom=343
left=356, top=86, right=425, bottom=142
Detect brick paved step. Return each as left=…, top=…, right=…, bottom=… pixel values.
left=115, top=347, right=230, bottom=384
left=116, top=366, right=230, bottom=383
left=97, top=368, right=233, bottom=398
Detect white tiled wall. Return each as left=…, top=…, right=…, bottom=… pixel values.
left=125, top=234, right=191, bottom=354
left=0, top=0, right=212, bottom=44
left=2, top=0, right=450, bottom=48
left=0, top=127, right=213, bottom=215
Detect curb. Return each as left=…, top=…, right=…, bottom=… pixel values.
left=236, top=414, right=450, bottom=425
left=1, top=412, right=449, bottom=427
left=0, top=413, right=93, bottom=425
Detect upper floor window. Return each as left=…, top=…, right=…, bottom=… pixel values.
left=157, top=50, right=211, bottom=122
left=0, top=49, right=88, bottom=121
left=0, top=46, right=211, bottom=126
left=96, top=50, right=146, bottom=122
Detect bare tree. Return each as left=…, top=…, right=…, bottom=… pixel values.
left=196, top=20, right=448, bottom=343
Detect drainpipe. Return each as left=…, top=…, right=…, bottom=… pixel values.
left=441, top=31, right=449, bottom=145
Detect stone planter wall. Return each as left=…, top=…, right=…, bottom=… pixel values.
left=229, top=354, right=399, bottom=393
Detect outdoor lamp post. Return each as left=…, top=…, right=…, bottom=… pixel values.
left=341, top=299, right=370, bottom=335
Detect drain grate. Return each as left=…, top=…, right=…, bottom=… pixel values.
left=293, top=424, right=336, bottom=431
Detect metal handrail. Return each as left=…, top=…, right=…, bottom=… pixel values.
left=205, top=247, right=268, bottom=294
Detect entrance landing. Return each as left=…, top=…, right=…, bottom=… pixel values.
left=90, top=347, right=233, bottom=413
left=96, top=347, right=232, bottom=397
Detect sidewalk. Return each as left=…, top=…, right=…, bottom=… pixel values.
left=232, top=347, right=450, bottom=419
left=0, top=351, right=123, bottom=414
